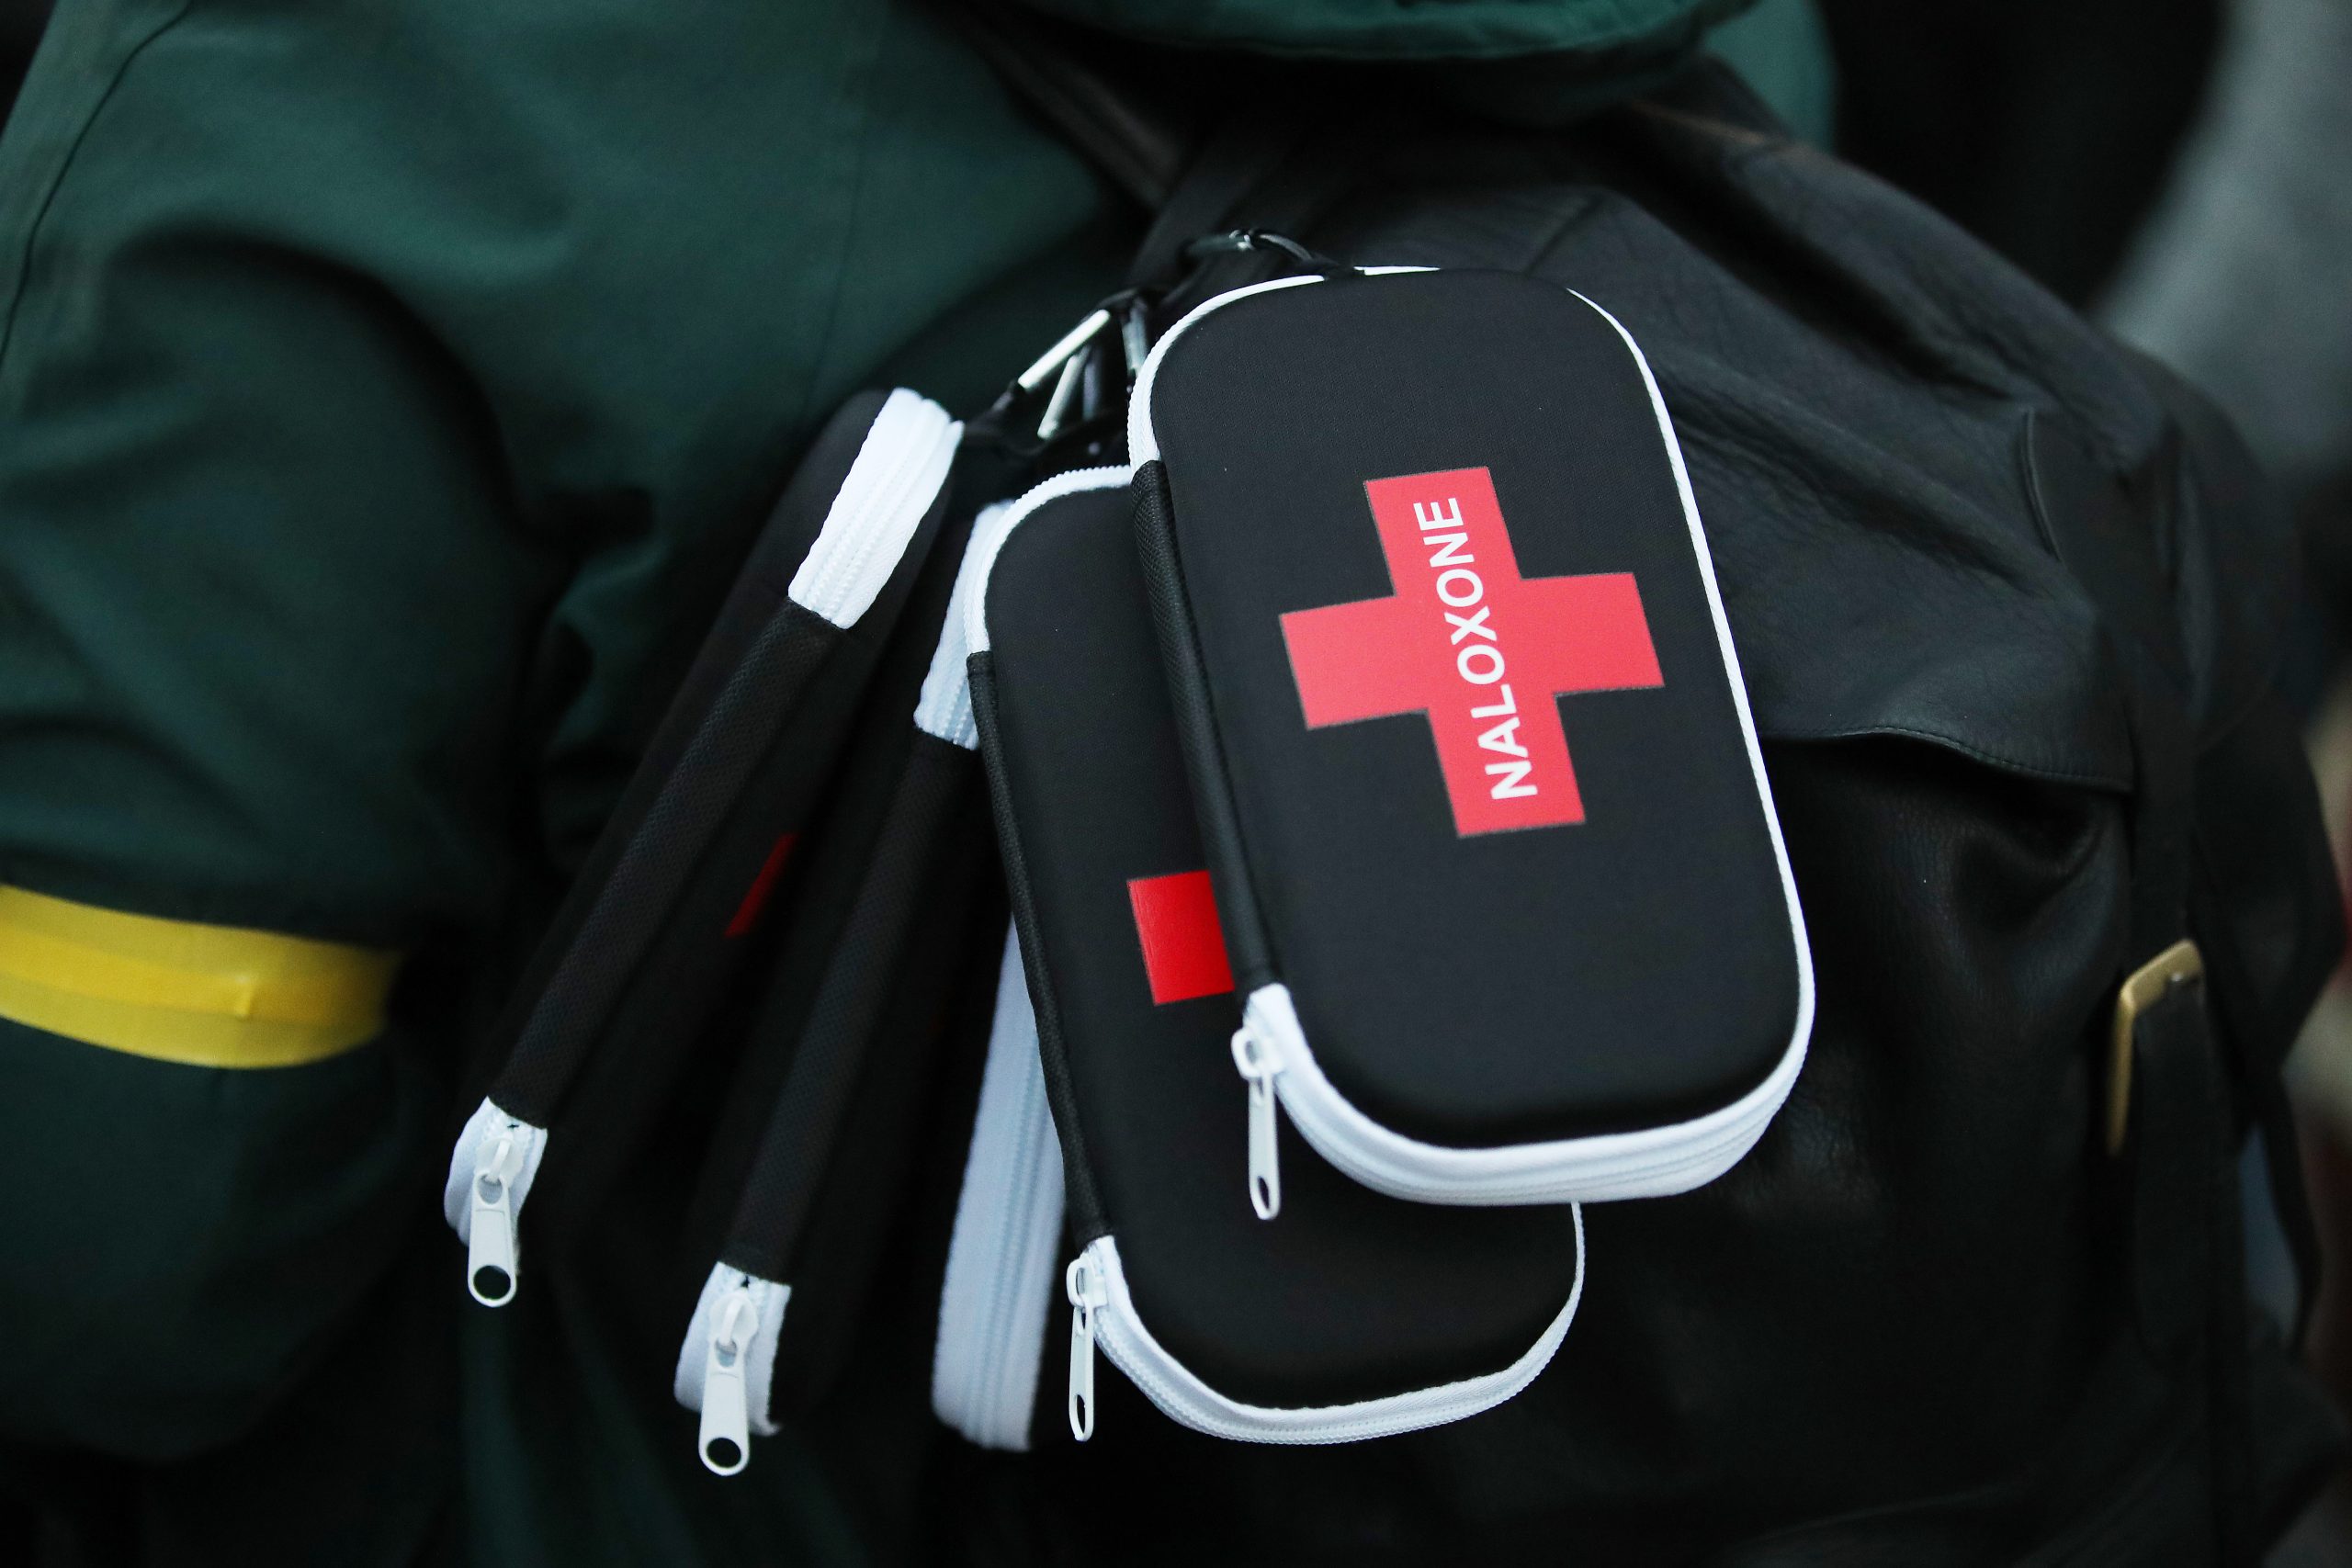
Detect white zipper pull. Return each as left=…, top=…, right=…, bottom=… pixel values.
left=1066, top=1255, right=1107, bottom=1441
left=467, top=1131, right=524, bottom=1305
left=698, top=1289, right=758, bottom=1476
left=1231, top=1026, right=1283, bottom=1220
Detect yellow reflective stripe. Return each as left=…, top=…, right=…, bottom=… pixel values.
left=0, top=886, right=401, bottom=1067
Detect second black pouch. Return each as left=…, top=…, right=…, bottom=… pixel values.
left=969, top=468, right=1585, bottom=1444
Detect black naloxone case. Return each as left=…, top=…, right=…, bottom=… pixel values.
left=1127, top=268, right=1812, bottom=1213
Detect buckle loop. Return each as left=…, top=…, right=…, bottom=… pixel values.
left=2106, top=938, right=2203, bottom=1156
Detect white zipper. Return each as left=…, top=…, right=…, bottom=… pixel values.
left=467, top=1134, right=523, bottom=1305
left=1065, top=1213, right=1582, bottom=1446
left=698, top=1288, right=759, bottom=1476
left=443, top=1098, right=548, bottom=1306
left=786, top=389, right=962, bottom=630
left=1234, top=982, right=1807, bottom=1208
left=671, top=1262, right=790, bottom=1474
left=931, top=927, right=1067, bottom=1451
left=1066, top=1254, right=1106, bottom=1440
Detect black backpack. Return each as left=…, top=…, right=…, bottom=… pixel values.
left=910, top=32, right=2346, bottom=1568
left=440, top=27, right=2346, bottom=1562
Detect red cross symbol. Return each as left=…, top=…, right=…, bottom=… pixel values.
left=1279, top=467, right=1663, bottom=836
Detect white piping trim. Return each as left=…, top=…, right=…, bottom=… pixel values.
left=1250, top=980, right=1804, bottom=1204
left=932, top=926, right=1065, bottom=1450
left=913, top=502, right=1011, bottom=748
left=1127, top=276, right=1325, bottom=467
left=1134, top=272, right=1815, bottom=1204
left=1079, top=1207, right=1581, bottom=1445
left=787, top=389, right=962, bottom=629
left=963, top=466, right=1131, bottom=657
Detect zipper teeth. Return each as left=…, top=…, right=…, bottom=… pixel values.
left=1255, top=979, right=1806, bottom=1207
left=815, top=395, right=948, bottom=610
left=788, top=391, right=960, bottom=627
left=1085, top=1219, right=1582, bottom=1446
left=1097, top=1313, right=1498, bottom=1444
left=1278, top=1066, right=1781, bottom=1206
left=827, top=408, right=945, bottom=605
left=967, top=1045, right=1058, bottom=1437
left=933, top=930, right=1066, bottom=1449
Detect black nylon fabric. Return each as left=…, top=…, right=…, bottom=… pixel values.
left=722, top=732, right=985, bottom=1279
left=463, top=478, right=999, bottom=1528
left=969, top=653, right=1108, bottom=1245
left=525, top=636, right=860, bottom=1247
left=2022, top=408, right=2194, bottom=969
left=1128, top=463, right=1274, bottom=989
left=2129, top=987, right=2220, bottom=1361
left=650, top=489, right=1001, bottom=1421
left=467, top=390, right=895, bottom=1122
left=492, top=602, right=841, bottom=1125
left=929, top=61, right=2346, bottom=1568
left=673, top=501, right=981, bottom=1274
left=474, top=392, right=892, bottom=1060
left=978, top=480, right=1582, bottom=1408
left=477, top=386, right=959, bottom=1141
left=522, top=549, right=962, bottom=1246
left=510, top=602, right=842, bottom=1104
left=757, top=796, right=997, bottom=1420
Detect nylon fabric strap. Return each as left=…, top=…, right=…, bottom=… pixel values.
left=2129, top=987, right=2218, bottom=1356
left=720, top=733, right=975, bottom=1276
left=944, top=0, right=1195, bottom=212
left=0, top=885, right=399, bottom=1066
left=2195, top=848, right=2326, bottom=1345
left=2026, top=414, right=2260, bottom=1564
left=490, top=602, right=840, bottom=1122
left=1124, top=116, right=1312, bottom=289
left=2023, top=412, right=2193, bottom=959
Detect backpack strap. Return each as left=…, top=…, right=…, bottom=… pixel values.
left=2026, top=406, right=2278, bottom=1565
left=942, top=0, right=1392, bottom=297
left=1123, top=117, right=1316, bottom=288
left=2191, top=721, right=2330, bottom=1346
left=941, top=0, right=1197, bottom=211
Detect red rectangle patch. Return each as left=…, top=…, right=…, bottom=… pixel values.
left=1126, top=870, right=1236, bottom=1005
left=724, top=832, right=799, bottom=938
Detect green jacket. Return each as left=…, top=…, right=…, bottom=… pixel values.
left=0, top=2, right=1826, bottom=1562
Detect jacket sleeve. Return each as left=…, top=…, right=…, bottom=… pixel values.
left=0, top=0, right=1118, bottom=1470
